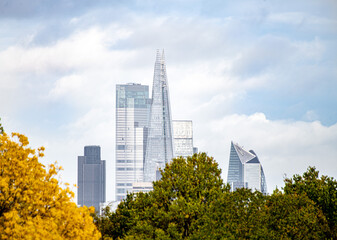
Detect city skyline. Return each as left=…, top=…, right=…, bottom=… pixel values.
left=114, top=52, right=196, bottom=200
left=1, top=0, right=336, bottom=202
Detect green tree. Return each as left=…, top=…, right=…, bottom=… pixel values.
left=194, top=188, right=329, bottom=240
left=283, top=167, right=337, bottom=238
left=264, top=189, right=329, bottom=239
left=150, top=153, right=224, bottom=238
left=94, top=192, right=154, bottom=240
left=98, top=153, right=225, bottom=239
left=193, top=188, right=267, bottom=240
left=97, top=158, right=335, bottom=240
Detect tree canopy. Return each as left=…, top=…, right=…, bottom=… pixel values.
left=283, top=166, right=337, bottom=239
left=97, top=154, right=336, bottom=240
left=0, top=130, right=101, bottom=239
left=96, top=153, right=226, bottom=240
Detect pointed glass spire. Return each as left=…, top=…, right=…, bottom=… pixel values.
left=144, top=49, right=174, bottom=182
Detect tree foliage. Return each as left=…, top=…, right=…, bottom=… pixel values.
left=0, top=118, right=4, bottom=134
left=264, top=189, right=329, bottom=239
left=0, top=131, right=101, bottom=239
left=97, top=153, right=225, bottom=240
left=96, top=154, right=336, bottom=239
left=283, top=166, right=337, bottom=238
left=194, top=188, right=267, bottom=239
left=149, top=153, right=225, bottom=238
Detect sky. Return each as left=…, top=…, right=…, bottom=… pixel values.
left=1, top=0, right=337, bottom=201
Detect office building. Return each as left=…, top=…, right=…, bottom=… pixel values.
left=144, top=50, right=174, bottom=182
left=115, top=83, right=151, bottom=201
left=172, top=120, right=194, bottom=157
left=132, top=182, right=153, bottom=194
left=227, top=141, right=267, bottom=194
left=78, top=146, right=106, bottom=212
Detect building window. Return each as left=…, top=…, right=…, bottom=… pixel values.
left=117, top=145, right=125, bottom=150
left=117, top=188, right=126, bottom=193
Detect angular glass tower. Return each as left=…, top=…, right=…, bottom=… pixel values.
left=115, top=83, right=150, bottom=201
left=78, top=146, right=106, bottom=212
left=227, top=141, right=267, bottom=194
left=144, top=50, right=174, bottom=182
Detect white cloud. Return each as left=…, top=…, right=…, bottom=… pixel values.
left=0, top=26, right=133, bottom=76
left=49, top=74, right=83, bottom=97
left=194, top=113, right=337, bottom=193
left=268, top=11, right=337, bottom=30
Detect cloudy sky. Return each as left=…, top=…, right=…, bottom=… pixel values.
left=1, top=0, right=336, bottom=201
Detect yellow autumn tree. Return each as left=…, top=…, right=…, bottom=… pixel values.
left=0, top=131, right=101, bottom=239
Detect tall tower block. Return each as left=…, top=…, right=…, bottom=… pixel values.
left=78, top=146, right=106, bottom=212
left=144, top=50, right=174, bottom=182
left=115, top=83, right=150, bottom=201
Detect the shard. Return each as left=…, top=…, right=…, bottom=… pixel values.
left=227, top=141, right=267, bottom=194
left=144, top=50, right=174, bottom=182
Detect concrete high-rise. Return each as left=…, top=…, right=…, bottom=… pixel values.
left=144, top=50, right=174, bottom=182
left=172, top=120, right=194, bottom=158
left=227, top=141, right=267, bottom=194
left=115, top=83, right=150, bottom=201
left=78, top=146, right=106, bottom=212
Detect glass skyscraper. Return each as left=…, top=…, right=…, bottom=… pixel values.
left=115, top=83, right=150, bottom=201
left=227, top=141, right=267, bottom=194
left=172, top=120, right=194, bottom=158
left=144, top=50, right=174, bottom=182
left=78, top=145, right=106, bottom=212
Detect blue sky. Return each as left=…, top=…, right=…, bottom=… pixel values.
left=1, top=0, right=336, bottom=201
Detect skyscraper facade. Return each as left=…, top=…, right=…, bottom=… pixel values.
left=115, top=83, right=150, bottom=201
left=78, top=145, right=106, bottom=212
left=144, top=50, right=174, bottom=182
left=172, top=120, right=193, bottom=157
left=227, top=141, right=267, bottom=194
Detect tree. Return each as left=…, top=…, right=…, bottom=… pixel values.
left=0, top=118, right=4, bottom=134
left=194, top=188, right=329, bottom=240
left=283, top=167, right=337, bottom=238
left=97, top=156, right=335, bottom=239
left=98, top=153, right=225, bottom=239
left=193, top=187, right=267, bottom=240
left=0, top=131, right=101, bottom=239
left=150, top=153, right=225, bottom=238
left=94, top=193, right=154, bottom=240
left=264, top=189, right=329, bottom=239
